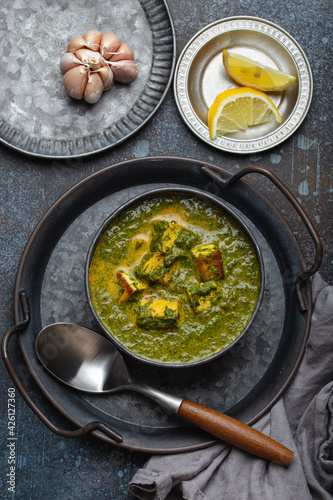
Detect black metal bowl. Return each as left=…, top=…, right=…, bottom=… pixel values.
left=85, top=186, right=264, bottom=368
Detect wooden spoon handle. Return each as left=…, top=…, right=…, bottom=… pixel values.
left=178, top=399, right=294, bottom=467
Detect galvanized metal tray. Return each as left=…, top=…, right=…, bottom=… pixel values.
left=4, top=157, right=322, bottom=453
left=174, top=16, right=313, bottom=154
left=0, top=0, right=175, bottom=159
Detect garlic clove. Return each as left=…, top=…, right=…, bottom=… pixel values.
left=75, top=48, right=103, bottom=69
left=83, top=30, right=102, bottom=51
left=110, top=43, right=134, bottom=62
left=98, top=65, right=114, bottom=91
left=60, top=52, right=83, bottom=74
left=84, top=72, right=104, bottom=103
left=63, top=65, right=89, bottom=99
left=100, top=32, right=121, bottom=59
left=110, top=60, right=138, bottom=84
left=67, top=35, right=86, bottom=53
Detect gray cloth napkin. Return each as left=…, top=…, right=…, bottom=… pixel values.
left=130, top=273, right=333, bottom=500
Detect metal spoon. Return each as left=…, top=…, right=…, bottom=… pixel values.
left=35, top=322, right=293, bottom=466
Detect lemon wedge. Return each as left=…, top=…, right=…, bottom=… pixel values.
left=223, top=50, right=296, bottom=92
left=208, top=87, right=282, bottom=139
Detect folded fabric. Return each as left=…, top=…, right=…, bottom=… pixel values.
left=130, top=274, right=333, bottom=500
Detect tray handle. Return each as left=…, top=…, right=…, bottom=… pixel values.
left=202, top=165, right=323, bottom=311
left=1, top=291, right=123, bottom=443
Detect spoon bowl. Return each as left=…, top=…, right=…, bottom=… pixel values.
left=36, top=322, right=181, bottom=412
left=36, top=323, right=134, bottom=393
left=35, top=322, right=294, bottom=466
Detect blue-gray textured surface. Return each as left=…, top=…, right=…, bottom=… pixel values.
left=0, top=0, right=332, bottom=499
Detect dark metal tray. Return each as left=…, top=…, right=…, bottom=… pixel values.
left=2, top=157, right=322, bottom=453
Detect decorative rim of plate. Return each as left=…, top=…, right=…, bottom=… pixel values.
left=174, top=16, right=313, bottom=154
left=0, top=0, right=176, bottom=159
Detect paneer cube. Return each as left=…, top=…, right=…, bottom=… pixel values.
left=134, top=253, right=169, bottom=284
left=137, top=296, right=180, bottom=329
left=186, top=281, right=217, bottom=313
left=159, top=222, right=180, bottom=254
left=191, top=243, right=224, bottom=282
left=150, top=220, right=197, bottom=255
left=116, top=270, right=146, bottom=302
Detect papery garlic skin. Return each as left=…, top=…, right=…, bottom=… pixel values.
left=60, top=52, right=83, bottom=74
left=97, top=64, right=114, bottom=91
left=83, top=30, right=102, bottom=51
left=62, top=30, right=138, bottom=104
left=67, top=35, right=86, bottom=53
left=110, top=43, right=134, bottom=62
left=75, top=48, right=104, bottom=70
left=63, top=65, right=89, bottom=99
left=100, top=32, right=121, bottom=59
left=84, top=72, right=104, bottom=103
left=110, top=60, right=138, bottom=84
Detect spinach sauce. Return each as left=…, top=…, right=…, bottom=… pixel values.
left=89, top=195, right=261, bottom=364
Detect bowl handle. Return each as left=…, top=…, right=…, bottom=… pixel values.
left=202, top=165, right=323, bottom=311
left=1, top=291, right=123, bottom=443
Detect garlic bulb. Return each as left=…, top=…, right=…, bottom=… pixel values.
left=62, top=29, right=138, bottom=104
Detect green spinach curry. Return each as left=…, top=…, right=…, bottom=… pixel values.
left=89, top=194, right=261, bottom=364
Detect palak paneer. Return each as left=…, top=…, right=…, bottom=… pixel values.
left=88, top=194, right=261, bottom=364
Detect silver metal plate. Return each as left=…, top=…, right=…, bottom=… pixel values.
left=0, top=0, right=175, bottom=158
left=174, top=16, right=313, bottom=154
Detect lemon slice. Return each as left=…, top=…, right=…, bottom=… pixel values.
left=208, top=87, right=282, bottom=139
left=223, top=50, right=296, bottom=91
